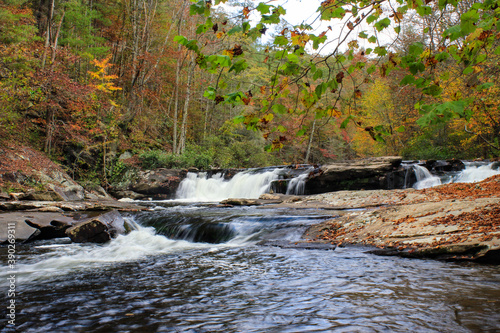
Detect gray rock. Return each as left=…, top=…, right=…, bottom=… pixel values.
left=23, top=191, right=63, bottom=201
left=305, top=156, right=404, bottom=194
left=65, top=210, right=127, bottom=243
left=118, top=151, right=133, bottom=160
left=112, top=190, right=146, bottom=200
left=52, top=185, right=85, bottom=201
left=0, top=191, right=9, bottom=201
left=0, top=213, right=40, bottom=243
left=220, top=198, right=260, bottom=206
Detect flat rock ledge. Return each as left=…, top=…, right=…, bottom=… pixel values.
left=0, top=199, right=145, bottom=212
left=299, top=175, right=500, bottom=264
left=0, top=209, right=135, bottom=244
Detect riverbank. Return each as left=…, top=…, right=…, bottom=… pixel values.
left=295, top=175, right=500, bottom=263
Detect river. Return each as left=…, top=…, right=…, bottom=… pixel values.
left=1, top=162, right=500, bottom=332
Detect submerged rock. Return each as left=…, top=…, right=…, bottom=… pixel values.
left=258, top=240, right=336, bottom=250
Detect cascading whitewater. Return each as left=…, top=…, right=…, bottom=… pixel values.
left=453, top=162, right=500, bottom=183
left=176, top=169, right=284, bottom=201
left=412, top=165, right=442, bottom=189
left=411, top=161, right=500, bottom=189
left=286, top=172, right=310, bottom=195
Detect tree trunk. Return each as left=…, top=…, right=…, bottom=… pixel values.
left=304, top=118, right=316, bottom=164
left=177, top=59, right=195, bottom=154
left=50, top=10, right=65, bottom=65
left=172, top=44, right=182, bottom=154
left=41, top=0, right=54, bottom=68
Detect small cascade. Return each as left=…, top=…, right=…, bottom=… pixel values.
left=176, top=166, right=313, bottom=201
left=412, top=165, right=442, bottom=189
left=453, top=162, right=500, bottom=183
left=286, top=172, right=310, bottom=195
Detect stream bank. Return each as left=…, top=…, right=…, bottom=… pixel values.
left=297, top=175, right=500, bottom=263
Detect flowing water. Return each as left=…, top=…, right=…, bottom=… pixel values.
left=2, top=203, right=500, bottom=332
left=2, top=162, right=500, bottom=332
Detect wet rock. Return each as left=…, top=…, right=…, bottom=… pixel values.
left=259, top=193, right=281, bottom=200
left=66, top=219, right=110, bottom=243
left=66, top=210, right=126, bottom=243
left=0, top=213, right=41, bottom=243
left=259, top=240, right=336, bottom=250
left=0, top=199, right=146, bottom=212
left=220, top=198, right=261, bottom=206
left=305, top=156, right=404, bottom=194
left=425, top=159, right=465, bottom=173
left=121, top=169, right=187, bottom=200
left=25, top=214, right=75, bottom=240
left=111, top=190, right=146, bottom=200
left=370, top=244, right=500, bottom=264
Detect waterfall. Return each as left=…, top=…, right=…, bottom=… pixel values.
left=286, top=172, right=309, bottom=195
left=412, top=165, right=442, bottom=189
left=176, top=167, right=314, bottom=201
left=453, top=162, right=500, bottom=183
left=176, top=169, right=283, bottom=201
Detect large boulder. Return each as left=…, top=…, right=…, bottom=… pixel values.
left=65, top=210, right=127, bottom=243
left=111, top=168, right=187, bottom=200
left=305, top=156, right=404, bottom=194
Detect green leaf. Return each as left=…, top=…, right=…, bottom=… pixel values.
left=400, top=74, right=415, bottom=85
left=233, top=115, right=245, bottom=124
left=416, top=5, right=432, bottom=16
left=374, top=46, right=387, bottom=56
left=274, top=35, right=288, bottom=46
left=374, top=18, right=391, bottom=32
left=256, top=2, right=271, bottom=14
left=409, top=42, right=424, bottom=56
left=423, top=84, right=443, bottom=97
left=229, top=60, right=248, bottom=74
left=367, top=65, right=376, bottom=74
left=463, top=66, right=474, bottom=75
left=242, top=21, right=251, bottom=33
left=296, top=128, right=307, bottom=136
left=340, top=115, right=354, bottom=129
left=395, top=125, right=405, bottom=133
left=477, top=82, right=494, bottom=91
left=203, top=87, right=216, bottom=100
left=359, top=31, right=368, bottom=39
left=277, top=125, right=286, bottom=133
left=368, top=36, right=377, bottom=43
left=173, top=35, right=188, bottom=45
left=272, top=104, right=288, bottom=114
left=366, top=14, right=378, bottom=24
left=313, top=69, right=323, bottom=80
left=287, top=53, right=299, bottom=63
left=315, top=82, right=327, bottom=99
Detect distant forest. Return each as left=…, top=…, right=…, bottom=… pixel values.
left=1, top=0, right=499, bottom=185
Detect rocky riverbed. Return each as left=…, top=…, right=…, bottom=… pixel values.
left=1, top=143, right=498, bottom=263
left=296, top=175, right=500, bottom=263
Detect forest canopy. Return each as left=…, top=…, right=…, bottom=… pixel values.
left=0, top=0, right=499, bottom=184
